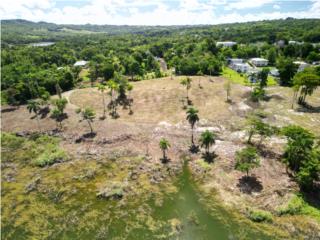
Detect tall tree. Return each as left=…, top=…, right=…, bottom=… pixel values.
left=159, top=138, right=170, bottom=161
left=180, top=77, right=192, bottom=104
left=186, top=107, right=199, bottom=146
left=27, top=100, right=41, bottom=132
left=199, top=130, right=216, bottom=155
left=293, top=70, right=320, bottom=105
left=76, top=108, right=96, bottom=134
left=97, top=83, right=107, bottom=119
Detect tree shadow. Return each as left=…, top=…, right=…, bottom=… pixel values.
left=75, top=132, right=97, bottom=143
left=202, top=152, right=217, bottom=163
left=256, top=144, right=281, bottom=160
left=237, top=175, right=263, bottom=194
left=39, top=106, right=50, bottom=119
left=189, top=144, right=200, bottom=153
left=263, top=94, right=285, bottom=102
left=1, top=107, right=18, bottom=113
left=301, top=184, right=320, bottom=210
left=296, top=103, right=320, bottom=113
left=160, top=157, right=170, bottom=164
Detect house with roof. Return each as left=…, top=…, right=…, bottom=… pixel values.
left=293, top=61, right=309, bottom=72
left=250, top=58, right=269, bottom=67
left=216, top=41, right=237, bottom=47
left=231, top=63, right=251, bottom=73
left=73, top=60, right=88, bottom=67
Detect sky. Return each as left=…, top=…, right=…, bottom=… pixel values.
left=0, top=0, right=320, bottom=25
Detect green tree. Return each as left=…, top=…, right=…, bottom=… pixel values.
left=267, top=48, right=277, bottom=66
left=282, top=125, right=319, bottom=189
left=293, top=70, right=320, bottom=105
left=186, top=107, right=199, bottom=145
left=53, top=98, right=68, bottom=114
left=107, top=80, right=119, bottom=118
left=97, top=83, right=107, bottom=119
left=277, top=58, right=297, bottom=86
left=199, top=130, right=216, bottom=155
left=27, top=100, right=41, bottom=132
left=235, top=146, right=260, bottom=176
left=159, top=138, right=170, bottom=161
left=76, top=108, right=96, bottom=134
left=180, top=77, right=192, bottom=104
left=51, top=108, right=64, bottom=130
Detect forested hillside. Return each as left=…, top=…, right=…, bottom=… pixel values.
left=2, top=18, right=320, bottom=44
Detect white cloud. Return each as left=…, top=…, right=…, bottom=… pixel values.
left=0, top=0, right=319, bottom=25
left=225, top=0, right=275, bottom=10
left=273, top=4, right=280, bottom=9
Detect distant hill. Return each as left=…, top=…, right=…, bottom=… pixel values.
left=1, top=18, right=320, bottom=44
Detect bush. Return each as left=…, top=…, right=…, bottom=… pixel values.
left=33, top=147, right=68, bottom=167
left=277, top=195, right=304, bottom=215
left=248, top=209, right=273, bottom=223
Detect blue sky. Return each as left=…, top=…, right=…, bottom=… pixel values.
left=0, top=0, right=319, bottom=25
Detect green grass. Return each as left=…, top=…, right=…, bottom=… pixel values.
left=79, top=68, right=90, bottom=82
left=222, top=67, right=249, bottom=85
left=247, top=209, right=273, bottom=223
left=277, top=195, right=320, bottom=222
left=222, top=67, right=278, bottom=86
left=1, top=133, right=68, bottom=167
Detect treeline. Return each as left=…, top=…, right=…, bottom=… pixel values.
left=2, top=18, right=320, bottom=44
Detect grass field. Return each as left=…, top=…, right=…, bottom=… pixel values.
left=222, top=67, right=277, bottom=86
left=79, top=68, right=90, bottom=82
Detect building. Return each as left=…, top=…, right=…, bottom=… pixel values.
left=228, top=58, right=243, bottom=65
left=270, top=68, right=280, bottom=77
left=216, top=41, right=237, bottom=47
left=231, top=63, right=251, bottom=73
left=250, top=58, right=269, bottom=67
left=289, top=40, right=303, bottom=45
left=73, top=60, right=88, bottom=67
left=293, top=61, right=309, bottom=72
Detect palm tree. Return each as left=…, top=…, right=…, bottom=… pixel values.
left=76, top=108, right=96, bottom=134
left=98, top=83, right=107, bottom=119
left=159, top=138, right=170, bottom=161
left=186, top=107, right=199, bottom=145
left=199, top=130, right=216, bottom=155
left=27, top=100, right=41, bottom=132
left=107, top=80, right=119, bottom=117
left=180, top=77, right=192, bottom=104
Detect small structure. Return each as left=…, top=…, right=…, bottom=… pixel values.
left=228, top=58, right=243, bottom=65
left=270, top=68, right=280, bottom=77
left=216, top=41, right=237, bottom=47
left=74, top=60, right=88, bottom=67
left=232, top=63, right=251, bottom=73
left=289, top=40, right=303, bottom=45
left=293, top=61, right=309, bottom=72
left=250, top=58, right=268, bottom=67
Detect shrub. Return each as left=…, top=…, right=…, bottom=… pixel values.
left=277, top=195, right=304, bottom=215
left=248, top=209, right=273, bottom=223
left=33, top=148, right=68, bottom=167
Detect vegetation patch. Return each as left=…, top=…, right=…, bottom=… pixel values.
left=247, top=209, right=273, bottom=223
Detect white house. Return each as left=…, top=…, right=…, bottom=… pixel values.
left=270, top=68, right=280, bottom=77
left=74, top=60, right=88, bottom=67
left=293, top=61, right=309, bottom=72
left=228, top=58, right=243, bottom=65
left=232, top=63, right=251, bottom=73
left=289, top=40, right=303, bottom=45
left=216, top=41, right=237, bottom=47
left=250, top=58, right=269, bottom=67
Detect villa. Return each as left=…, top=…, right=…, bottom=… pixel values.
left=250, top=58, right=269, bottom=67
left=216, top=41, right=237, bottom=47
